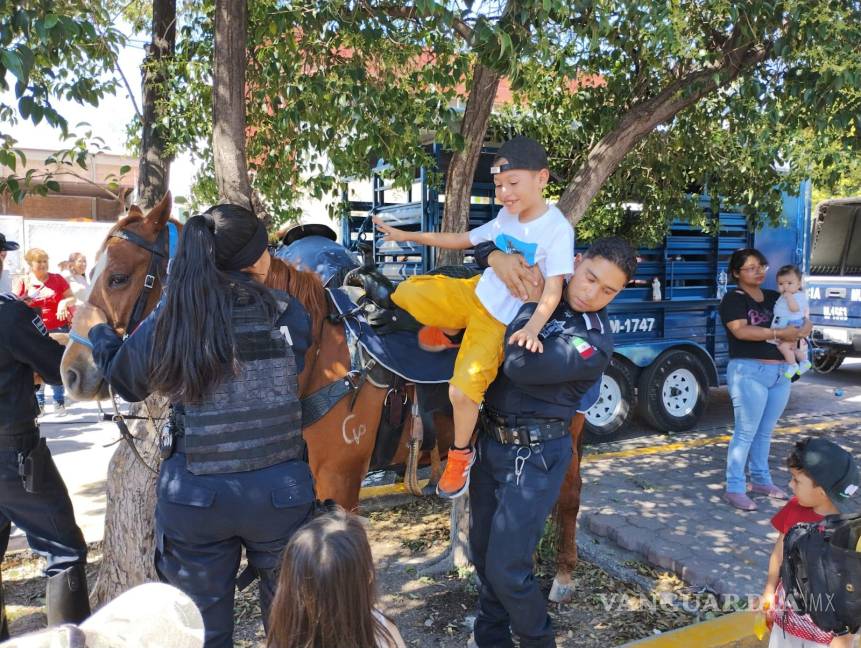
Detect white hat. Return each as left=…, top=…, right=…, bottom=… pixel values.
left=1, top=583, right=204, bottom=648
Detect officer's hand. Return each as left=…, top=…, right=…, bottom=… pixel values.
left=490, top=251, right=539, bottom=301
left=34, top=373, right=43, bottom=385
left=522, top=266, right=545, bottom=303
left=508, top=326, right=543, bottom=353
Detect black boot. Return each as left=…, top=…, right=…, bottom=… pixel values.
left=344, top=265, right=396, bottom=309
left=1, top=569, right=9, bottom=641
left=46, top=565, right=90, bottom=626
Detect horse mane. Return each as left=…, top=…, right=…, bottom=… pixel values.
left=267, top=257, right=329, bottom=330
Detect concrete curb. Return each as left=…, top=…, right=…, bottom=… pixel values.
left=618, top=611, right=766, bottom=647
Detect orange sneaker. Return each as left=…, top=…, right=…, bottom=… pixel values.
left=418, top=326, right=461, bottom=352
left=436, top=446, right=476, bottom=499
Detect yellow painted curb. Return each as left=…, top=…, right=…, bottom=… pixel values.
left=359, top=479, right=429, bottom=501
left=583, top=416, right=861, bottom=465
left=619, top=611, right=765, bottom=647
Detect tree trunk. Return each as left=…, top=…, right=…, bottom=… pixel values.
left=92, top=397, right=166, bottom=605
left=213, top=0, right=252, bottom=210
left=557, top=44, right=769, bottom=226
left=436, top=63, right=501, bottom=267
left=136, top=0, right=176, bottom=210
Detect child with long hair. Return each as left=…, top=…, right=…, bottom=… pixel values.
left=267, top=509, right=406, bottom=648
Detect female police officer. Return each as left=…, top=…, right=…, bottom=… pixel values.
left=88, top=205, right=314, bottom=648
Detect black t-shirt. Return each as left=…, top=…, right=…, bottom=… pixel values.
left=719, top=288, right=784, bottom=360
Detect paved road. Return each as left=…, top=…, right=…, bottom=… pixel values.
left=578, top=357, right=861, bottom=597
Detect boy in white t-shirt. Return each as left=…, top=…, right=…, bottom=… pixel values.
left=772, top=265, right=812, bottom=378
left=373, top=137, right=574, bottom=498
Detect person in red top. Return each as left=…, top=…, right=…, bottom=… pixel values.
left=763, top=437, right=860, bottom=648
left=14, top=248, right=74, bottom=416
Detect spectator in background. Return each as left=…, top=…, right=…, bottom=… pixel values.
left=0, top=233, right=17, bottom=293
left=14, top=248, right=74, bottom=416
left=719, top=248, right=812, bottom=511
left=64, top=252, right=89, bottom=301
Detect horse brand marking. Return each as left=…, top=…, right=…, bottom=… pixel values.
left=341, top=414, right=366, bottom=445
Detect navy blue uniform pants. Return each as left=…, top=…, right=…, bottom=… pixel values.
left=155, top=453, right=316, bottom=648
left=468, top=433, right=573, bottom=648
left=0, top=445, right=87, bottom=574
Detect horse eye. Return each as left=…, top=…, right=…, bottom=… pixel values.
left=108, top=273, right=130, bottom=288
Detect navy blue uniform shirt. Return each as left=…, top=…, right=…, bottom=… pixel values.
left=485, top=300, right=613, bottom=421
left=0, top=294, right=65, bottom=426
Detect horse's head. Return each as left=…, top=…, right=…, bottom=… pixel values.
left=62, top=192, right=176, bottom=400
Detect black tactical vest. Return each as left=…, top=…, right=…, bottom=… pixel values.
left=182, top=287, right=304, bottom=475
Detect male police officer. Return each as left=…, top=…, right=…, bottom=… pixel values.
left=0, top=234, right=89, bottom=639
left=468, top=237, right=637, bottom=648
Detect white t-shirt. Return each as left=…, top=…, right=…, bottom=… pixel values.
left=772, top=291, right=809, bottom=328
left=468, top=204, right=574, bottom=324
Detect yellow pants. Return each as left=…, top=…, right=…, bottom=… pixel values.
left=392, top=274, right=506, bottom=404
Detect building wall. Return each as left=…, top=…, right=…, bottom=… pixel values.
left=0, top=148, right=136, bottom=221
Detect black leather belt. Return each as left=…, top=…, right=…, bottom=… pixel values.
left=0, top=420, right=40, bottom=451
left=480, top=410, right=570, bottom=447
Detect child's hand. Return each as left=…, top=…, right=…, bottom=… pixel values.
left=509, top=327, right=543, bottom=353
left=373, top=217, right=410, bottom=243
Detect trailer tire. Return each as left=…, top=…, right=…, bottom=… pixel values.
left=584, top=358, right=636, bottom=444
left=812, top=351, right=845, bottom=374
left=637, top=349, right=708, bottom=432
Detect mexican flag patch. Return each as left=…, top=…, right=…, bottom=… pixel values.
left=571, top=336, right=595, bottom=359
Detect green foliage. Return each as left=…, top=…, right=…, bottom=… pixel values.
left=0, top=0, right=126, bottom=201
left=150, top=0, right=861, bottom=234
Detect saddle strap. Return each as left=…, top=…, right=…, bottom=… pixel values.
left=301, top=377, right=357, bottom=428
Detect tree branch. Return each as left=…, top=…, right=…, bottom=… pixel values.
left=557, top=41, right=771, bottom=225
left=357, top=2, right=474, bottom=42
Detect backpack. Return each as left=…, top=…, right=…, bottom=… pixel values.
left=781, top=513, right=861, bottom=635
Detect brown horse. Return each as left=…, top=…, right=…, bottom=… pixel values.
left=61, top=193, right=587, bottom=601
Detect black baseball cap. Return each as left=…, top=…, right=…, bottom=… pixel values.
left=0, top=232, right=19, bottom=252
left=795, top=437, right=860, bottom=513
left=491, top=136, right=549, bottom=174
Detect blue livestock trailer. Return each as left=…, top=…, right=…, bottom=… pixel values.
left=805, top=198, right=861, bottom=373
left=340, top=145, right=811, bottom=441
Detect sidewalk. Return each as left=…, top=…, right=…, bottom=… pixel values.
left=577, top=358, right=861, bottom=598
left=8, top=400, right=115, bottom=552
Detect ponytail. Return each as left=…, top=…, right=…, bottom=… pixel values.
left=150, top=215, right=236, bottom=403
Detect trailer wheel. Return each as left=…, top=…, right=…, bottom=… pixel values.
left=812, top=351, right=845, bottom=374
left=585, top=358, right=636, bottom=443
left=637, top=349, right=708, bottom=432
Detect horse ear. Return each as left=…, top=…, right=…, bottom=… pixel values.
left=145, top=191, right=173, bottom=230
left=127, top=204, right=144, bottom=219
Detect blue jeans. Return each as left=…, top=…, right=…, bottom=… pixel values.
left=725, top=359, right=792, bottom=494
left=469, top=433, right=573, bottom=648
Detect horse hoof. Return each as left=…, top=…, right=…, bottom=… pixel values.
left=548, top=577, right=575, bottom=603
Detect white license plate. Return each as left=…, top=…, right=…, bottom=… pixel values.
left=822, top=327, right=850, bottom=344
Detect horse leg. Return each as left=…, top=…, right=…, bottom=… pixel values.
left=549, top=413, right=587, bottom=603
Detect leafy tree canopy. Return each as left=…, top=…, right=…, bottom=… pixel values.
left=0, top=0, right=126, bottom=200
left=138, top=2, right=861, bottom=240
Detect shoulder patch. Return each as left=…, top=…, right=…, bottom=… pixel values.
left=32, top=314, right=48, bottom=336
left=570, top=336, right=595, bottom=359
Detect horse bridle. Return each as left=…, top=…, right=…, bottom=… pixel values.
left=111, top=224, right=171, bottom=337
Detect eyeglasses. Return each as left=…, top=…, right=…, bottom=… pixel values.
left=739, top=264, right=768, bottom=273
